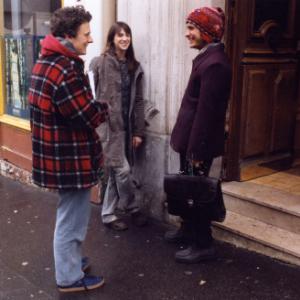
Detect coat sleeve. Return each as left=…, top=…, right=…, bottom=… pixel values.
left=54, top=62, right=107, bottom=130
left=186, top=63, right=231, bottom=160
left=132, top=72, right=145, bottom=137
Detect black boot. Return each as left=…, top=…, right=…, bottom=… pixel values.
left=174, top=220, right=215, bottom=263
left=164, top=227, right=185, bottom=243
left=174, top=244, right=216, bottom=263
left=164, top=222, right=190, bottom=243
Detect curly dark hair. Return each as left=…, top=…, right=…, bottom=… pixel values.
left=50, top=6, right=92, bottom=38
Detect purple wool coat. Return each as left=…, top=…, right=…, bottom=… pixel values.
left=170, top=43, right=232, bottom=161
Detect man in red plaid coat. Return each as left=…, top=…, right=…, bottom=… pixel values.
left=29, top=6, right=107, bottom=293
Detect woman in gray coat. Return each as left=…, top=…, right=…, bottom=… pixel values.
left=90, top=22, right=146, bottom=231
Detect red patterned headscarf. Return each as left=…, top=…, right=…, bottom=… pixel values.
left=186, top=7, right=225, bottom=43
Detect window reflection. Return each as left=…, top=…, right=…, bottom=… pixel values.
left=3, top=0, right=60, bottom=119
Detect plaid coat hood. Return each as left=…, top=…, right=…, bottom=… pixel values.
left=29, top=34, right=107, bottom=190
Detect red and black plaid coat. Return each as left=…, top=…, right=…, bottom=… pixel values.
left=29, top=35, right=107, bottom=190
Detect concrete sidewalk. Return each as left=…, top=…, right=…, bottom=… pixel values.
left=0, top=175, right=300, bottom=300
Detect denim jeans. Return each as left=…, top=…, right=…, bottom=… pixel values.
left=102, top=157, right=139, bottom=224
left=54, top=188, right=91, bottom=286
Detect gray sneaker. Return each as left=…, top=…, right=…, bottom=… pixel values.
left=104, top=219, right=128, bottom=231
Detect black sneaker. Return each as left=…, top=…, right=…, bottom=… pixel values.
left=175, top=245, right=216, bottom=264
left=57, top=275, right=105, bottom=293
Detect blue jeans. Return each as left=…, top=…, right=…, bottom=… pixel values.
left=102, top=157, right=139, bottom=224
left=54, top=188, right=91, bottom=286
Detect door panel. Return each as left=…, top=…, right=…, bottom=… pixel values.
left=224, top=0, right=299, bottom=180
left=270, top=68, right=297, bottom=153
left=241, top=68, right=269, bottom=158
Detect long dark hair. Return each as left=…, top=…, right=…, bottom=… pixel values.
left=104, top=21, right=139, bottom=73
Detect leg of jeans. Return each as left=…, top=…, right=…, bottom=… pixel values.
left=114, top=157, right=139, bottom=213
left=101, top=168, right=120, bottom=224
left=54, top=188, right=91, bottom=286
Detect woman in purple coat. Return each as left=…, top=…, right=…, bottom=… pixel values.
left=165, top=7, right=232, bottom=263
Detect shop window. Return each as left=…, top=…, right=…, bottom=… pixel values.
left=2, top=0, right=61, bottom=119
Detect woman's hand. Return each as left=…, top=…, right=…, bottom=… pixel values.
left=132, top=136, right=143, bottom=148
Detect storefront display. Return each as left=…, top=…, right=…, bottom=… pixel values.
left=2, top=0, right=61, bottom=119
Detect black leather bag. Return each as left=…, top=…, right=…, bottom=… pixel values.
left=163, top=174, right=226, bottom=222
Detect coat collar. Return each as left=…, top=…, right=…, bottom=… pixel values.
left=193, top=43, right=225, bottom=66
left=102, top=52, right=143, bottom=78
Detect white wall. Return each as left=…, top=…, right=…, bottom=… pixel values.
left=117, top=0, right=225, bottom=135
left=63, top=0, right=115, bottom=69
left=116, top=1, right=226, bottom=218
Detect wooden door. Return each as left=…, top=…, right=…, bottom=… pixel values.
left=224, top=0, right=300, bottom=181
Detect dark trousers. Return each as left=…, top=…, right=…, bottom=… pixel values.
left=179, top=154, right=213, bottom=248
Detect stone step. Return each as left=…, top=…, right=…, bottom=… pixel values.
left=222, top=181, right=300, bottom=234
left=213, top=211, right=300, bottom=266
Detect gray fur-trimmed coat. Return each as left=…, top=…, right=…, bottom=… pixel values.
left=89, top=52, right=145, bottom=167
